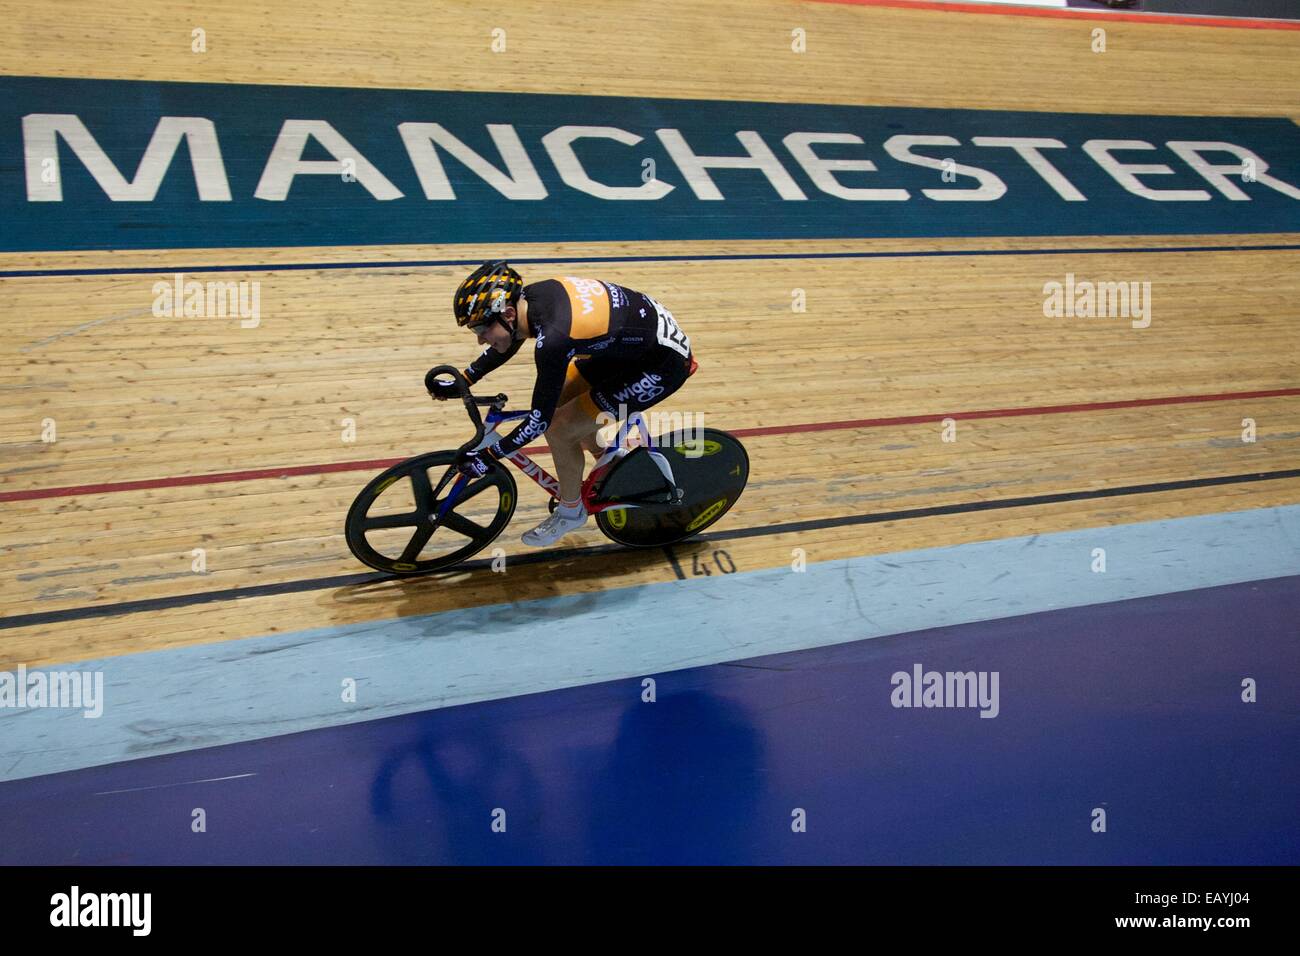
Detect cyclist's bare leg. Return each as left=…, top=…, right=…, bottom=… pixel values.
left=545, top=393, right=603, bottom=503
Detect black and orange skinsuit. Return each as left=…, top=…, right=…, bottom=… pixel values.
left=463, top=276, right=697, bottom=457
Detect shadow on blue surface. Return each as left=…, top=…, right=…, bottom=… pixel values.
left=1, top=574, right=1296, bottom=864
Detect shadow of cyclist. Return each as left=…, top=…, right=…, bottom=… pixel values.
left=368, top=720, right=547, bottom=865
left=333, top=542, right=680, bottom=625
left=580, top=688, right=767, bottom=865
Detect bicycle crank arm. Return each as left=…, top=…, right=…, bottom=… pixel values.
left=598, top=486, right=684, bottom=508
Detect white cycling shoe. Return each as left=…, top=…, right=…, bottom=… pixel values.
left=521, top=503, right=589, bottom=547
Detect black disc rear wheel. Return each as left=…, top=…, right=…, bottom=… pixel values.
left=345, top=450, right=517, bottom=575
left=594, top=428, right=749, bottom=547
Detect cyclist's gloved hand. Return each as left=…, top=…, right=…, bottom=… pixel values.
left=427, top=375, right=461, bottom=401
left=456, top=449, right=492, bottom=480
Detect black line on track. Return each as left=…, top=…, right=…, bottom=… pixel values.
left=3, top=467, right=1298, bottom=631
left=663, top=545, right=687, bottom=581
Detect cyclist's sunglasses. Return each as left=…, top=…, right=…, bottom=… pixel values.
left=467, top=309, right=510, bottom=336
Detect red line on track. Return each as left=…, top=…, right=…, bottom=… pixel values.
left=4, top=386, right=1298, bottom=504
left=731, top=387, right=1300, bottom=438
left=805, top=0, right=1300, bottom=30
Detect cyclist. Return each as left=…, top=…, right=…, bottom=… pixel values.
left=430, top=260, right=697, bottom=547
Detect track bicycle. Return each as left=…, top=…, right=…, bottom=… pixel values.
left=344, top=365, right=749, bottom=575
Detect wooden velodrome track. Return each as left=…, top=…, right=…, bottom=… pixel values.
left=1, top=0, right=1298, bottom=671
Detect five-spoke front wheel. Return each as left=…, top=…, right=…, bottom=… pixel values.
left=345, top=451, right=517, bottom=575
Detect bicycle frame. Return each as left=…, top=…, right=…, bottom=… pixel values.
left=436, top=404, right=676, bottom=521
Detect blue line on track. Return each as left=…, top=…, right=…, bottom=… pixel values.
left=3, top=243, right=1297, bottom=279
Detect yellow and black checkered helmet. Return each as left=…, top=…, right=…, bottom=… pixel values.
left=453, top=260, right=523, bottom=328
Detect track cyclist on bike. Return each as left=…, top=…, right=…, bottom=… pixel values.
left=432, top=260, right=698, bottom=547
